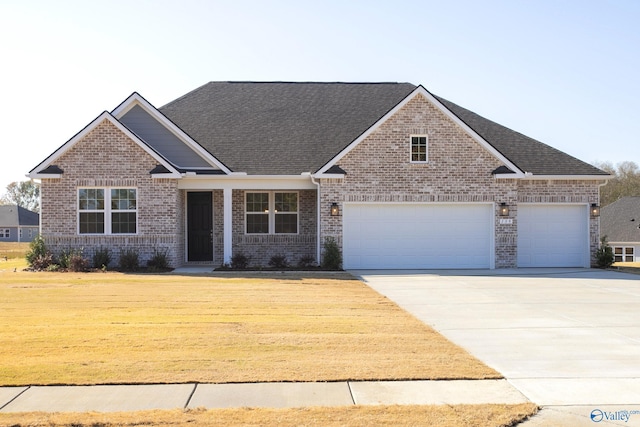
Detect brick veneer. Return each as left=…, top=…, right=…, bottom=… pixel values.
left=231, top=189, right=317, bottom=267
left=318, top=93, right=604, bottom=268
left=40, top=120, right=182, bottom=268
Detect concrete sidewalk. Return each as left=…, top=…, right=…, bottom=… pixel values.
left=0, top=379, right=527, bottom=413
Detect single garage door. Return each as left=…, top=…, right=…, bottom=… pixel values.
left=517, top=204, right=589, bottom=267
left=343, top=203, right=493, bottom=269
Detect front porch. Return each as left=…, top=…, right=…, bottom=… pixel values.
left=182, top=185, right=318, bottom=268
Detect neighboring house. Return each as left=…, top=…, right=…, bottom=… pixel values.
left=0, top=205, right=39, bottom=243
left=29, top=82, right=610, bottom=269
left=600, top=197, right=640, bottom=263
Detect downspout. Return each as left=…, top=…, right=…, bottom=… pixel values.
left=308, top=173, right=322, bottom=265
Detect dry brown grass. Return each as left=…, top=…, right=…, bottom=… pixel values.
left=0, top=242, right=29, bottom=271
left=612, top=261, right=640, bottom=275
left=0, top=404, right=539, bottom=427
left=0, top=270, right=499, bottom=386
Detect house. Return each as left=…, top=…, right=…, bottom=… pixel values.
left=0, top=205, right=39, bottom=242
left=600, top=197, right=640, bottom=263
left=29, top=82, right=610, bottom=269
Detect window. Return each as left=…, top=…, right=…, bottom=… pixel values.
left=0, top=229, right=9, bottom=238
left=246, top=192, right=298, bottom=234
left=614, top=247, right=635, bottom=263
left=78, top=188, right=137, bottom=234
left=410, top=135, right=428, bottom=163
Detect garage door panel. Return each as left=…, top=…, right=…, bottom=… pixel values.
left=517, top=205, right=588, bottom=268
left=344, top=204, right=492, bottom=269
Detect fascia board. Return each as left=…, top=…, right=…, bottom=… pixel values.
left=111, top=92, right=232, bottom=174
left=520, top=174, right=612, bottom=180
left=317, top=86, right=525, bottom=176
left=312, top=173, right=345, bottom=179
left=177, top=174, right=316, bottom=190
left=29, top=111, right=180, bottom=178
left=28, top=173, right=62, bottom=179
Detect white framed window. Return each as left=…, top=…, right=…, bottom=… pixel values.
left=245, top=191, right=298, bottom=234
left=78, top=188, right=137, bottom=234
left=614, top=246, right=635, bottom=262
left=0, top=229, right=9, bottom=238
left=410, top=135, right=428, bottom=163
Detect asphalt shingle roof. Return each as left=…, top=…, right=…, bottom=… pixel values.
left=161, top=82, right=416, bottom=175
left=434, top=95, right=607, bottom=176
left=0, top=205, right=39, bottom=227
left=600, top=197, right=640, bottom=242
left=159, top=81, right=608, bottom=177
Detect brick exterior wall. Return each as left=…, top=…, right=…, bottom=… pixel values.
left=40, top=120, right=182, bottom=268
left=318, top=93, right=604, bottom=268
left=231, top=189, right=317, bottom=267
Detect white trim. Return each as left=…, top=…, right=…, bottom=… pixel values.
left=77, top=187, right=138, bottom=235
left=317, top=86, right=525, bottom=177
left=518, top=174, right=612, bottom=181
left=223, top=188, right=233, bottom=264
left=244, top=191, right=299, bottom=235
left=409, top=134, right=429, bottom=164
left=112, top=93, right=232, bottom=174
left=178, top=175, right=316, bottom=190
left=29, top=112, right=181, bottom=179
left=312, top=173, right=345, bottom=179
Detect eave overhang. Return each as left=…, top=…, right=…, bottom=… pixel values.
left=111, top=92, right=232, bottom=175
left=316, top=85, right=526, bottom=178
left=29, top=111, right=181, bottom=180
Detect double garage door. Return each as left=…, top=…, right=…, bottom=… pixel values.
left=343, top=204, right=493, bottom=269
left=343, top=203, right=589, bottom=269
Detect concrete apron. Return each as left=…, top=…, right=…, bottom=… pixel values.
left=355, top=268, right=640, bottom=425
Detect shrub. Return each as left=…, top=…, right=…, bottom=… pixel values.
left=25, top=235, right=49, bottom=268
left=59, top=247, right=84, bottom=269
left=118, top=248, right=140, bottom=272
left=68, top=253, right=89, bottom=272
left=269, top=254, right=289, bottom=269
left=297, top=255, right=316, bottom=268
left=147, top=248, right=169, bottom=271
left=92, top=247, right=112, bottom=270
left=230, top=252, right=250, bottom=269
left=31, top=253, right=55, bottom=271
left=321, top=237, right=342, bottom=270
left=595, top=235, right=614, bottom=268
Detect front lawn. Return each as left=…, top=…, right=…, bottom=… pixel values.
left=0, top=270, right=500, bottom=386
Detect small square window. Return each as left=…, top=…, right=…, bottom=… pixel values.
left=410, top=135, right=428, bottom=163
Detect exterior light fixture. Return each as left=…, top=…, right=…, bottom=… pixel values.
left=590, top=203, right=600, bottom=217
left=499, top=203, right=509, bottom=217
left=330, top=203, right=339, bottom=216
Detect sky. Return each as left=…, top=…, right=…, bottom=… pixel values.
left=1, top=0, right=638, bottom=195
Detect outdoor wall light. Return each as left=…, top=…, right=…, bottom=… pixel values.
left=330, top=203, right=339, bottom=216
left=499, top=203, right=510, bottom=217
left=590, top=203, right=600, bottom=217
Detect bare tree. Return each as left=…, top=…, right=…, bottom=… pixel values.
left=1, top=180, right=40, bottom=212
left=594, top=161, right=640, bottom=206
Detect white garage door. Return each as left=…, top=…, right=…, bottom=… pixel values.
left=343, top=203, right=493, bottom=269
left=517, top=204, right=589, bottom=267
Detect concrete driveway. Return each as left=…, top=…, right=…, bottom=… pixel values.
left=354, top=268, right=640, bottom=422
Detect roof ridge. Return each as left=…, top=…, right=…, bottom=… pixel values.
left=204, top=81, right=413, bottom=85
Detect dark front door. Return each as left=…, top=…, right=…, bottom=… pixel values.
left=187, top=192, right=213, bottom=262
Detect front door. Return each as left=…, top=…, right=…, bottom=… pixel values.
left=187, top=192, right=213, bottom=262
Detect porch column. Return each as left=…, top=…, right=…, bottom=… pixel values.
left=223, top=188, right=232, bottom=264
